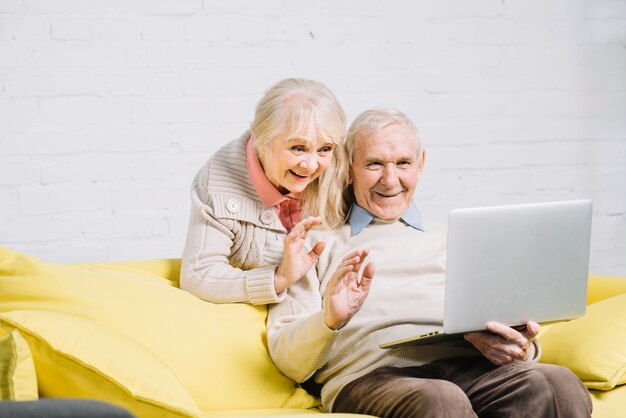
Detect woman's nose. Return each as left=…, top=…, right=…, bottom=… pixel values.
left=299, top=155, right=319, bottom=172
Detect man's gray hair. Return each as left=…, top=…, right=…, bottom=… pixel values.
left=346, top=108, right=423, bottom=163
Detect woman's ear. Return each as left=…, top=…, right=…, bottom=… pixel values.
left=254, top=139, right=266, bottom=167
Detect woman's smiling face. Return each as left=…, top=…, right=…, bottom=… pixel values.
left=258, top=127, right=335, bottom=194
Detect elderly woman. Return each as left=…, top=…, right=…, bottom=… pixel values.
left=180, top=78, right=348, bottom=304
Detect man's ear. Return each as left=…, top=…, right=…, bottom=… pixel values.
left=417, top=149, right=426, bottom=177
left=347, top=168, right=353, bottom=185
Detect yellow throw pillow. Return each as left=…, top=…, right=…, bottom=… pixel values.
left=0, top=311, right=200, bottom=417
left=0, top=326, right=38, bottom=401
left=539, top=292, right=626, bottom=390
left=0, top=246, right=319, bottom=413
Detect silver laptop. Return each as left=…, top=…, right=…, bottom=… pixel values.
left=381, top=199, right=593, bottom=349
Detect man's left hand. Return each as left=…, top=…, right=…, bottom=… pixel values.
left=464, top=321, right=540, bottom=365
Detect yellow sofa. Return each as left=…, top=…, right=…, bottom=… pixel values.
left=0, top=246, right=625, bottom=417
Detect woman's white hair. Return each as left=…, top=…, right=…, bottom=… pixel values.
left=250, top=78, right=348, bottom=229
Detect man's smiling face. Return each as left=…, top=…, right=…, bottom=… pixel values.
left=350, top=123, right=425, bottom=221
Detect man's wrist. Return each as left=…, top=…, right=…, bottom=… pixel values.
left=323, top=310, right=344, bottom=331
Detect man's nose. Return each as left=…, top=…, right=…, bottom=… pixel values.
left=380, top=165, right=400, bottom=187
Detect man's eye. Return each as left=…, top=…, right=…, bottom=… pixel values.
left=397, top=161, right=412, bottom=168
left=367, top=162, right=383, bottom=169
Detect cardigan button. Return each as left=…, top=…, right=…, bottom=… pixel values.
left=226, top=199, right=240, bottom=213
left=260, top=210, right=275, bottom=225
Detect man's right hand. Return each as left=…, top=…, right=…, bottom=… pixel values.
left=323, top=249, right=375, bottom=330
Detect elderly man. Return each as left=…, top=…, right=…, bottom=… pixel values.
left=267, top=109, right=592, bottom=418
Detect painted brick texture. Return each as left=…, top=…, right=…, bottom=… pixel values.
left=0, top=0, right=624, bottom=274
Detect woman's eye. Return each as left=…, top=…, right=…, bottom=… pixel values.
left=291, top=145, right=306, bottom=153
left=319, top=146, right=334, bottom=154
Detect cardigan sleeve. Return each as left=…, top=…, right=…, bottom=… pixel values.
left=180, top=167, right=284, bottom=305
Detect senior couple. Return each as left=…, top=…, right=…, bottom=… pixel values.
left=180, top=78, right=592, bottom=418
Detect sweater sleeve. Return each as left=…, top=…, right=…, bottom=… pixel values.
left=180, top=174, right=283, bottom=305
left=267, top=267, right=338, bottom=383
left=528, top=339, right=542, bottom=362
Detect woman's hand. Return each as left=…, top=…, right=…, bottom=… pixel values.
left=464, top=321, right=540, bottom=365
left=323, top=249, right=375, bottom=330
left=274, top=217, right=326, bottom=293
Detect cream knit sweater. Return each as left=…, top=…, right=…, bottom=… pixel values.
left=180, top=131, right=288, bottom=304
left=267, top=219, right=480, bottom=411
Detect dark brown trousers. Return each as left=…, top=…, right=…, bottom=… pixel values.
left=333, top=357, right=592, bottom=418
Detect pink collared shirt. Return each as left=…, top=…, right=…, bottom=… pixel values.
left=246, top=137, right=302, bottom=232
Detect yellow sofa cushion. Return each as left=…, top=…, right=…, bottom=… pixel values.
left=587, top=275, right=626, bottom=305
left=0, top=310, right=200, bottom=417
left=539, top=292, right=626, bottom=390
left=590, top=384, right=626, bottom=418
left=0, top=326, right=38, bottom=401
left=0, top=246, right=319, bottom=415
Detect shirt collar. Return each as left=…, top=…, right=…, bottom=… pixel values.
left=347, top=201, right=424, bottom=236
left=246, top=135, right=296, bottom=208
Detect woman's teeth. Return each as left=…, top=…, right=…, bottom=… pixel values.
left=290, top=170, right=307, bottom=178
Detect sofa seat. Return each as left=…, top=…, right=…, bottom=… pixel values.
left=1, top=246, right=624, bottom=417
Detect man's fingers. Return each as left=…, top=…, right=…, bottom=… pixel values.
left=522, top=321, right=540, bottom=340
left=465, top=332, right=526, bottom=365
left=350, top=249, right=370, bottom=273
left=342, top=249, right=368, bottom=262
left=464, top=332, right=485, bottom=347
left=338, top=255, right=360, bottom=270
left=359, top=262, right=375, bottom=289
left=335, top=265, right=354, bottom=278
left=338, top=249, right=369, bottom=270
left=486, top=322, right=528, bottom=347
left=339, top=250, right=361, bottom=263
left=362, top=262, right=375, bottom=279
left=486, top=321, right=514, bottom=338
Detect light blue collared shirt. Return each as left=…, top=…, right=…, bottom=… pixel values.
left=347, top=201, right=424, bottom=236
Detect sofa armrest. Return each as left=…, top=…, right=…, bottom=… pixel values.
left=74, top=259, right=182, bottom=285
left=587, top=275, right=626, bottom=305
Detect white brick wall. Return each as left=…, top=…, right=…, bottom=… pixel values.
left=1, top=0, right=625, bottom=274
